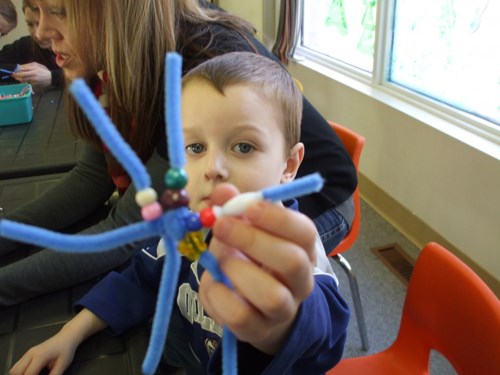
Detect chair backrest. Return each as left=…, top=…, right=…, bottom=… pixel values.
left=327, top=121, right=365, bottom=255
left=396, top=242, right=500, bottom=374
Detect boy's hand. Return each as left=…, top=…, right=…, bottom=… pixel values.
left=11, top=62, right=52, bottom=89
left=10, top=309, right=106, bottom=375
left=200, top=183, right=317, bottom=355
left=9, top=329, right=77, bottom=375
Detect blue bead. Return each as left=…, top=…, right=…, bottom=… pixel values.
left=184, top=212, right=202, bottom=231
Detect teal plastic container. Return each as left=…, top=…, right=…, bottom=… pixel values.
left=0, top=84, right=33, bottom=126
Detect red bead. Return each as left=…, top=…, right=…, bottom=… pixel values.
left=199, top=207, right=216, bottom=228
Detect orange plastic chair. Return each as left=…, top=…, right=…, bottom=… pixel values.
left=328, top=121, right=369, bottom=350
left=328, top=242, right=500, bottom=375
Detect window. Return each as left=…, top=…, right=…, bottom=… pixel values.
left=302, top=0, right=377, bottom=73
left=296, top=0, right=500, bottom=139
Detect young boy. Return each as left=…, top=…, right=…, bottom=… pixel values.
left=10, top=52, right=349, bottom=375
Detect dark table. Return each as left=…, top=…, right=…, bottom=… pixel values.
left=0, top=88, right=82, bottom=180
left=0, top=88, right=152, bottom=375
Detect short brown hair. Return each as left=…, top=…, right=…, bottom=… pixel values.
left=0, top=0, right=17, bottom=29
left=182, top=52, right=303, bottom=151
left=22, top=0, right=38, bottom=12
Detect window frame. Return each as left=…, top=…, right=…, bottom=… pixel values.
left=293, top=0, right=500, bottom=159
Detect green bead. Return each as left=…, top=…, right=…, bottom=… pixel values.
left=164, top=168, right=188, bottom=189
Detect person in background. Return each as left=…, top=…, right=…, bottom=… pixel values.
left=0, top=0, right=16, bottom=38
left=0, top=0, right=62, bottom=89
left=0, top=0, right=357, bottom=307
left=10, top=51, right=349, bottom=375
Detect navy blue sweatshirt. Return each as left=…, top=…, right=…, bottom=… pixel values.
left=76, top=202, right=349, bottom=374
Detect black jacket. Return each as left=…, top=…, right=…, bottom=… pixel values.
left=0, top=36, right=63, bottom=88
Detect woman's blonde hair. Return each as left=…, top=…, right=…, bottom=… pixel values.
left=62, top=0, right=256, bottom=167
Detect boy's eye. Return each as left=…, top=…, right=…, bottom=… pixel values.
left=186, top=143, right=206, bottom=155
left=232, top=143, right=254, bottom=154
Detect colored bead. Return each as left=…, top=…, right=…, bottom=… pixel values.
left=184, top=212, right=202, bottom=231
left=141, top=202, right=163, bottom=221
left=135, top=188, right=158, bottom=207
left=160, top=189, right=190, bottom=209
left=199, top=207, right=216, bottom=228
left=164, top=168, right=188, bottom=189
left=177, top=231, right=207, bottom=261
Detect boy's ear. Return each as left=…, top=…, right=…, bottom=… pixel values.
left=281, top=142, right=305, bottom=183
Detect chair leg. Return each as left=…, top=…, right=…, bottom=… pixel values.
left=334, top=254, right=370, bottom=351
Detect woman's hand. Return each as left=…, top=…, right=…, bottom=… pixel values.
left=199, top=183, right=317, bottom=355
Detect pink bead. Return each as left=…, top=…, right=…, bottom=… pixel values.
left=141, top=202, right=163, bottom=221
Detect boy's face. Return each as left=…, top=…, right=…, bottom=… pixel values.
left=182, top=78, right=303, bottom=212
left=24, top=7, right=51, bottom=49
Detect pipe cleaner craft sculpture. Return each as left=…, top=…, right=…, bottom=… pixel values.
left=0, top=53, right=324, bottom=375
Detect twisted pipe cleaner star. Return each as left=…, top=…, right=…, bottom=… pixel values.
left=0, top=52, right=324, bottom=375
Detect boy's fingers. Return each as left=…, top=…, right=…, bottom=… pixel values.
left=248, top=202, right=317, bottom=255
left=209, top=183, right=240, bottom=206
left=200, top=271, right=268, bottom=342
left=211, top=215, right=315, bottom=300
left=213, top=201, right=317, bottom=263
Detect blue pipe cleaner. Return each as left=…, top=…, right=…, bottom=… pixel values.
left=165, top=54, right=186, bottom=170
left=199, top=251, right=236, bottom=374
left=262, top=173, right=323, bottom=202
left=0, top=52, right=324, bottom=375
left=69, top=79, right=151, bottom=191
left=141, top=236, right=182, bottom=373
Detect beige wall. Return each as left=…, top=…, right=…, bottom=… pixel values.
left=218, top=0, right=500, bottom=287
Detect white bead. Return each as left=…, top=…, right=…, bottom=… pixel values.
left=135, top=188, right=158, bottom=207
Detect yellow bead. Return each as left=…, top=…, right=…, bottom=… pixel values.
left=178, top=231, right=207, bottom=261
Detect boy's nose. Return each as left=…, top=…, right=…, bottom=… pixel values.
left=36, top=12, right=56, bottom=43
left=204, top=154, right=229, bottom=182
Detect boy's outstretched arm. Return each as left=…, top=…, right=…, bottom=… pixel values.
left=200, top=183, right=317, bottom=354
left=10, top=309, right=107, bottom=375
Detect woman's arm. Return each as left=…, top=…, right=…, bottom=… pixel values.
left=9, top=309, right=107, bottom=375
left=0, top=144, right=115, bottom=256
